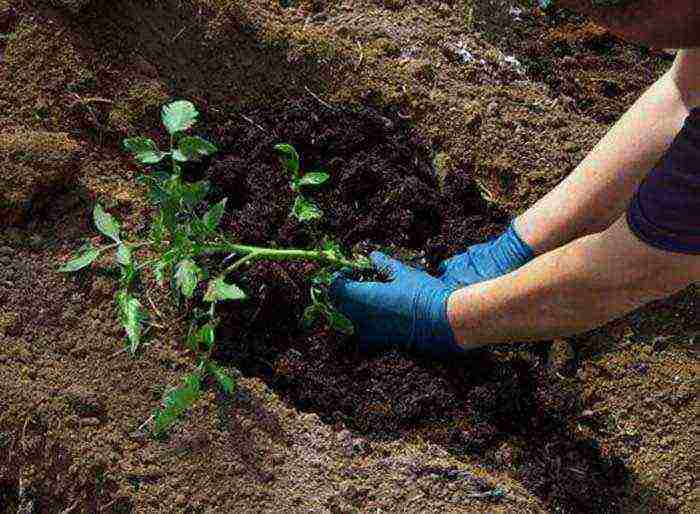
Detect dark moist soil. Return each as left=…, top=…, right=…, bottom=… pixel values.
left=203, top=97, right=625, bottom=513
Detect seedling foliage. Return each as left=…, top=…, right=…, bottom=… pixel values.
left=59, top=100, right=368, bottom=437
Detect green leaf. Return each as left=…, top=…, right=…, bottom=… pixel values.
left=58, top=248, right=101, bottom=272
left=206, top=361, right=236, bottom=395
left=204, top=276, right=246, bottom=303
left=123, top=137, right=164, bottom=164
left=353, top=255, right=373, bottom=270
left=186, top=323, right=215, bottom=351
left=161, top=100, right=199, bottom=135
left=153, top=374, right=201, bottom=436
left=180, top=180, right=210, bottom=208
left=273, top=143, right=300, bottom=176
left=326, top=309, right=355, bottom=335
left=116, top=244, right=132, bottom=266
left=302, top=303, right=325, bottom=329
left=299, top=172, right=330, bottom=187
left=174, top=259, right=202, bottom=298
left=200, top=324, right=216, bottom=350
left=202, top=198, right=227, bottom=231
left=321, top=239, right=343, bottom=260
left=173, top=136, right=218, bottom=162
left=116, top=290, right=146, bottom=354
left=292, top=196, right=323, bottom=222
left=93, top=204, right=121, bottom=242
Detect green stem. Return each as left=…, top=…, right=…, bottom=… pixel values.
left=222, top=252, right=261, bottom=276
left=202, top=243, right=369, bottom=271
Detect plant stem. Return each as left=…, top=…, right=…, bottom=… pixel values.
left=203, top=243, right=369, bottom=271
left=222, top=252, right=261, bottom=276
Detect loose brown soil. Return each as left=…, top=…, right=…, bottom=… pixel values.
left=0, top=1, right=697, bottom=513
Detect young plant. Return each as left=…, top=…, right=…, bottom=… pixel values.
left=274, top=143, right=329, bottom=222
left=59, top=100, right=368, bottom=437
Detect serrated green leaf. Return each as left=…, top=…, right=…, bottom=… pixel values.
left=299, top=171, right=330, bottom=187
left=274, top=143, right=300, bottom=176
left=94, top=204, right=120, bottom=242
left=204, top=277, right=246, bottom=303
left=174, top=259, right=202, bottom=298
left=161, top=100, right=199, bottom=135
left=123, top=137, right=164, bottom=164
left=173, top=136, right=218, bottom=162
left=326, top=309, right=355, bottom=335
left=153, top=374, right=201, bottom=436
left=116, top=290, right=146, bottom=354
left=116, top=244, right=132, bottom=266
left=292, top=196, right=323, bottom=222
left=203, top=198, right=226, bottom=231
left=206, top=361, right=236, bottom=395
left=58, top=248, right=101, bottom=272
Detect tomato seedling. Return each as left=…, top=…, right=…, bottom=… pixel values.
left=59, top=100, right=369, bottom=436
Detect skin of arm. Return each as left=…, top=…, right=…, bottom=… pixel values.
left=514, top=49, right=700, bottom=255
left=447, top=49, right=700, bottom=349
left=448, top=216, right=700, bottom=348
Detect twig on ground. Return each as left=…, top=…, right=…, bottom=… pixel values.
left=173, top=27, right=187, bottom=42
left=137, top=414, right=155, bottom=432
left=146, top=289, right=164, bottom=319
left=69, top=93, right=114, bottom=105
left=305, top=86, right=336, bottom=111
left=239, top=113, right=266, bottom=133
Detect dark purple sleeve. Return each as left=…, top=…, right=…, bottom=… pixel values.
left=627, top=108, right=700, bottom=255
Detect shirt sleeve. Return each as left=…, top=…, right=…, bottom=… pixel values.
left=627, top=108, right=700, bottom=255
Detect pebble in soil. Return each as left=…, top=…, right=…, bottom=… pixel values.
left=200, top=97, right=630, bottom=513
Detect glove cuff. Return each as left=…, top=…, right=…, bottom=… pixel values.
left=412, top=287, right=464, bottom=360
left=492, top=222, right=534, bottom=272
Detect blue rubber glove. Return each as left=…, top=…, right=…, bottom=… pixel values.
left=329, top=252, right=464, bottom=359
left=438, top=223, right=534, bottom=288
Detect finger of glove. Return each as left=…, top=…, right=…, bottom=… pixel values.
left=329, top=273, right=376, bottom=310
left=370, top=251, right=408, bottom=279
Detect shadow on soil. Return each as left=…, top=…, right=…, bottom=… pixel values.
left=48, top=0, right=333, bottom=116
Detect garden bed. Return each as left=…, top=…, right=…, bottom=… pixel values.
left=0, top=1, right=697, bottom=513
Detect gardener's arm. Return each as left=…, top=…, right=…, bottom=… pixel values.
left=330, top=69, right=700, bottom=358
left=448, top=215, right=700, bottom=348
left=515, top=49, right=700, bottom=255
left=437, top=50, right=700, bottom=289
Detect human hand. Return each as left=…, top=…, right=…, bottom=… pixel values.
left=329, top=252, right=464, bottom=359
left=437, top=223, right=534, bottom=288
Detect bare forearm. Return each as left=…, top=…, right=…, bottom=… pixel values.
left=516, top=51, right=699, bottom=255
left=447, top=217, right=698, bottom=349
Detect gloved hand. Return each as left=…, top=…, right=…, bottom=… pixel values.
left=438, top=222, right=534, bottom=289
left=329, top=252, right=465, bottom=359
